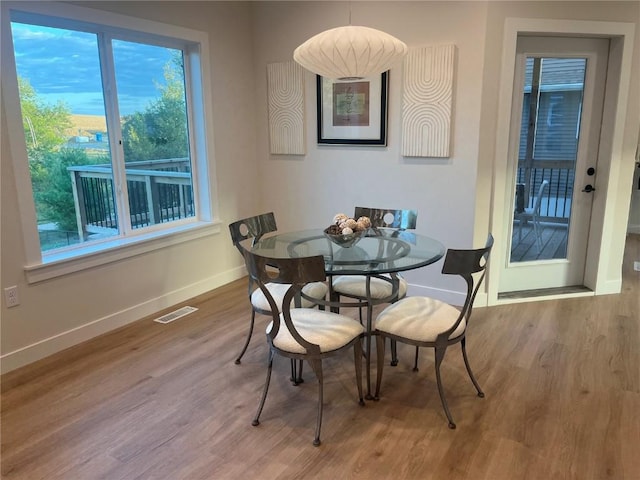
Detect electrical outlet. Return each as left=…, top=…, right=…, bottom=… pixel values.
left=634, top=261, right=640, bottom=272
left=4, top=286, right=19, bottom=308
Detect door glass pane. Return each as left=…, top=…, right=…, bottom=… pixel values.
left=511, top=57, right=586, bottom=263
left=10, top=22, right=118, bottom=252
left=112, top=40, right=194, bottom=229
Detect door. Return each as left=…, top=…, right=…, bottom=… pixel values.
left=498, top=36, right=609, bottom=294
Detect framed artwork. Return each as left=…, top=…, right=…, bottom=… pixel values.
left=316, top=72, right=388, bottom=145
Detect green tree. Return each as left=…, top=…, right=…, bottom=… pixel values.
left=17, top=77, right=105, bottom=235
left=18, top=77, right=76, bottom=229
left=34, top=149, right=108, bottom=232
left=18, top=76, right=72, bottom=157
left=121, top=55, right=189, bottom=162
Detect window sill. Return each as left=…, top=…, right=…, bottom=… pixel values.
left=24, top=221, right=221, bottom=284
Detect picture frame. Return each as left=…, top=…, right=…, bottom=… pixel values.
left=316, top=72, right=388, bottom=145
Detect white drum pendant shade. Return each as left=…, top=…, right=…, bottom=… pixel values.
left=293, top=25, right=407, bottom=80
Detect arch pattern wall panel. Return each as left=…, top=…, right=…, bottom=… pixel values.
left=267, top=61, right=306, bottom=155
left=401, top=45, right=455, bottom=158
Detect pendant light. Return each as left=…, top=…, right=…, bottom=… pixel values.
left=293, top=8, right=407, bottom=81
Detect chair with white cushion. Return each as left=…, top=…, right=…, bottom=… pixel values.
left=245, top=250, right=365, bottom=446
left=229, top=213, right=329, bottom=366
left=374, top=234, right=494, bottom=429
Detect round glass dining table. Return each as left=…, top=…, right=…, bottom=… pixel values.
left=250, top=228, right=446, bottom=399
left=249, top=228, right=445, bottom=275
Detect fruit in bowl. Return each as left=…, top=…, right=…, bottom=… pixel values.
left=324, top=213, right=371, bottom=248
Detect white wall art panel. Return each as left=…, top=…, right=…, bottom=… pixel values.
left=402, top=45, right=455, bottom=157
left=267, top=61, right=305, bottom=155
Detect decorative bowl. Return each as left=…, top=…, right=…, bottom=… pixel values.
left=323, top=227, right=366, bottom=248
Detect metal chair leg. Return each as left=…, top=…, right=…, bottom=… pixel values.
left=252, top=349, right=275, bottom=427
left=413, top=346, right=420, bottom=371
left=365, top=304, right=375, bottom=400
left=374, top=334, right=385, bottom=400
left=235, top=310, right=256, bottom=364
left=434, top=347, right=456, bottom=429
left=390, top=339, right=398, bottom=366
left=308, top=359, right=324, bottom=446
left=461, top=338, right=484, bottom=397
left=290, top=359, right=304, bottom=385
left=354, top=340, right=365, bottom=406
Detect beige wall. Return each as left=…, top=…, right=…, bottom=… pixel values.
left=1, top=1, right=638, bottom=373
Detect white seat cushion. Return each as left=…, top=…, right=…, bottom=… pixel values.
left=332, top=275, right=407, bottom=300
left=375, top=296, right=466, bottom=342
left=251, top=282, right=328, bottom=312
left=267, top=309, right=365, bottom=354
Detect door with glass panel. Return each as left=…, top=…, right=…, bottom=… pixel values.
left=498, top=36, right=609, bottom=294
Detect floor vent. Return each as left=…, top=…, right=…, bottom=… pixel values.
left=153, top=306, right=198, bottom=324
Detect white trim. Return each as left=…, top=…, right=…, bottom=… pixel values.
left=5, top=1, right=207, bottom=44
left=595, top=279, right=623, bottom=296
left=0, top=265, right=247, bottom=374
left=26, top=222, right=221, bottom=284
left=487, top=17, right=636, bottom=306
left=1, top=13, right=42, bottom=266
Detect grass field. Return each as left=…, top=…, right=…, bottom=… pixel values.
left=67, top=114, right=107, bottom=136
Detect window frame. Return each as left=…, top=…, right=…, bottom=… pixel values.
left=1, top=1, right=220, bottom=284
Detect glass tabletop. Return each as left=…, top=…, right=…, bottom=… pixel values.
left=250, top=228, right=446, bottom=275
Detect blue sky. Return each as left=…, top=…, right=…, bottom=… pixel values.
left=11, top=22, right=173, bottom=116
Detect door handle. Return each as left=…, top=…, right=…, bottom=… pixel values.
left=582, top=184, right=595, bottom=193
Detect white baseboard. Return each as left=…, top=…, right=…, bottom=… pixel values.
left=595, top=278, right=623, bottom=296
left=628, top=224, right=640, bottom=234
left=0, top=266, right=246, bottom=374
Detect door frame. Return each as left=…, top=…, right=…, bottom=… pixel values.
left=486, top=18, right=637, bottom=306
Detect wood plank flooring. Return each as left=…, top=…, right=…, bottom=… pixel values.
left=2, top=234, right=639, bottom=479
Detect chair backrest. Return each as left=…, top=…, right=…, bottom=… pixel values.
left=438, top=234, right=494, bottom=340
left=228, top=212, right=277, bottom=253
left=354, top=207, right=418, bottom=230
left=243, top=250, right=327, bottom=353
left=531, top=180, right=549, bottom=215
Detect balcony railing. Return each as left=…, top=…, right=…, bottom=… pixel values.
left=516, top=162, right=575, bottom=224
left=67, top=158, right=194, bottom=239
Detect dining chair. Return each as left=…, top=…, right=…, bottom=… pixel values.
left=330, top=207, right=418, bottom=366
left=515, top=180, right=549, bottom=252
left=245, top=250, right=365, bottom=446
left=373, top=234, right=494, bottom=429
left=229, top=213, right=329, bottom=365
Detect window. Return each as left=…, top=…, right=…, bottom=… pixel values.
left=3, top=3, right=217, bottom=280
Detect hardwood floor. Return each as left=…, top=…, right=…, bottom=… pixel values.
left=2, top=235, right=639, bottom=479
